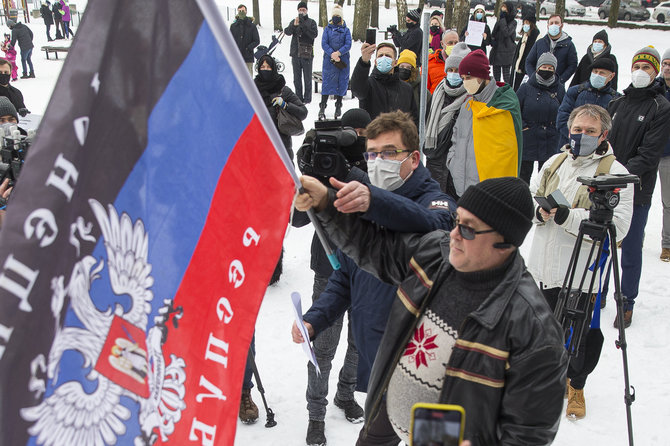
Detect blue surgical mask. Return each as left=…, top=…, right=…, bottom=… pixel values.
left=548, top=24, right=561, bottom=37
left=476, top=12, right=483, bottom=20
left=590, top=72, right=607, bottom=89
left=446, top=72, right=463, bottom=86
left=522, top=24, right=530, bottom=33
left=376, top=55, right=393, bottom=74
left=570, top=132, right=601, bottom=157
left=592, top=42, right=604, bottom=53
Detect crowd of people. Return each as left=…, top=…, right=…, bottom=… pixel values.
left=223, top=3, right=670, bottom=446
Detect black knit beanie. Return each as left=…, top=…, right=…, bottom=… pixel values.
left=593, top=29, right=608, bottom=46
left=0, top=97, right=18, bottom=122
left=341, top=108, right=371, bottom=130
left=457, top=177, right=534, bottom=247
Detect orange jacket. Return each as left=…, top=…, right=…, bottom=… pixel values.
left=426, top=49, right=447, bottom=94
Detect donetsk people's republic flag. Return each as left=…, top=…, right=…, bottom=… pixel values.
left=0, top=0, right=296, bottom=444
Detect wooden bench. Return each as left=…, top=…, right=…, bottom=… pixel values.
left=312, top=71, right=352, bottom=98
left=41, top=46, right=69, bottom=60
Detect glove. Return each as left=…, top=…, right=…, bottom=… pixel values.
left=554, top=206, right=570, bottom=226
left=535, top=206, right=546, bottom=223
left=272, top=97, right=287, bottom=109
left=18, top=108, right=29, bottom=117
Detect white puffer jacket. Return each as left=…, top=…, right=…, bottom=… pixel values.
left=528, top=144, right=633, bottom=290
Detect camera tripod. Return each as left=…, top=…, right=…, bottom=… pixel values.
left=554, top=188, right=635, bottom=446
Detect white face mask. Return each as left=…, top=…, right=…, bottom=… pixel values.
left=631, top=69, right=652, bottom=88
left=463, top=78, right=482, bottom=95
left=367, top=156, right=410, bottom=191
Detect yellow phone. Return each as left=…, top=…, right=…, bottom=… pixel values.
left=410, top=403, right=465, bottom=446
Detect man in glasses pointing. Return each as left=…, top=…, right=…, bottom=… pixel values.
left=295, top=173, right=567, bottom=445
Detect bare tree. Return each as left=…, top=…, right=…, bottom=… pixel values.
left=273, top=0, right=282, bottom=31
left=371, top=0, right=380, bottom=28
left=397, top=0, right=408, bottom=30
left=252, top=0, right=261, bottom=27
left=348, top=0, right=352, bottom=5
left=319, top=0, right=328, bottom=27
left=444, top=0, right=455, bottom=29
left=608, top=0, right=620, bottom=27
left=454, top=0, right=470, bottom=34
left=555, top=0, right=565, bottom=19
left=494, top=0, right=503, bottom=17
left=535, top=0, right=542, bottom=21
left=335, top=0, right=345, bottom=6
left=353, top=0, right=372, bottom=41
left=385, top=0, right=391, bottom=9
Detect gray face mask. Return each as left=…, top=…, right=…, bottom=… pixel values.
left=570, top=132, right=601, bottom=157
left=367, top=156, right=411, bottom=191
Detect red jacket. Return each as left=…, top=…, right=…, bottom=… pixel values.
left=426, top=49, right=446, bottom=94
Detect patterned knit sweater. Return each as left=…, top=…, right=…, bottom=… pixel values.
left=386, top=256, right=514, bottom=443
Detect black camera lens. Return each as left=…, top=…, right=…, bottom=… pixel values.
left=316, top=154, right=334, bottom=171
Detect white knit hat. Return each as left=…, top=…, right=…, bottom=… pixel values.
left=332, top=5, right=343, bottom=17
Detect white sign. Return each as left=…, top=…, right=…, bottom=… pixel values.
left=465, top=21, right=486, bottom=47
left=291, top=291, right=321, bottom=375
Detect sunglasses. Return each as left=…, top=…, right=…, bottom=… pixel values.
left=453, top=214, right=496, bottom=240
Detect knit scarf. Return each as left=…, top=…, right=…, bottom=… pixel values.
left=424, top=78, right=467, bottom=154
left=254, top=73, right=286, bottom=106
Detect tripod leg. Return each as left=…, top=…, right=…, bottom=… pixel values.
left=609, top=225, right=635, bottom=446
left=248, top=350, right=278, bottom=428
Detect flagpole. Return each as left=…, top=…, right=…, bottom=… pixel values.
left=196, top=0, right=340, bottom=270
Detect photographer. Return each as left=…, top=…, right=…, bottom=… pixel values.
left=292, top=111, right=455, bottom=446
left=284, top=2, right=318, bottom=104
left=529, top=104, right=632, bottom=420
left=389, top=8, right=423, bottom=67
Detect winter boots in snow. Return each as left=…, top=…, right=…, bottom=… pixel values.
left=333, top=396, right=364, bottom=423
left=661, top=247, right=670, bottom=262
left=334, top=96, right=343, bottom=120
left=306, top=420, right=326, bottom=446
left=566, top=384, right=586, bottom=419
left=613, top=309, right=633, bottom=329
left=239, top=388, right=259, bottom=424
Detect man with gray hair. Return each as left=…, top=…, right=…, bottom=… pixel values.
left=427, top=29, right=460, bottom=93
left=529, top=103, right=632, bottom=420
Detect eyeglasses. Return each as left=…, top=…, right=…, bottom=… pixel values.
left=453, top=214, right=495, bottom=240
left=363, top=150, right=410, bottom=162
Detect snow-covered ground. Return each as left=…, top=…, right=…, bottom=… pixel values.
left=12, top=1, right=670, bottom=444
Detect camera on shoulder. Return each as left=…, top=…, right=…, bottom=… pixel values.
left=0, top=123, right=34, bottom=188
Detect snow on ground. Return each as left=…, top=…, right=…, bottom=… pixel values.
left=12, top=1, right=670, bottom=444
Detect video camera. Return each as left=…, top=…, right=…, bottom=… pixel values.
left=297, top=119, right=364, bottom=185
left=577, top=174, right=639, bottom=223
left=0, top=123, right=34, bottom=188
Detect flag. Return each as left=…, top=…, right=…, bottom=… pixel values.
left=0, top=1, right=296, bottom=445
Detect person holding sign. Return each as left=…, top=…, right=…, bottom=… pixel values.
left=528, top=104, right=632, bottom=420
left=460, top=5, right=491, bottom=55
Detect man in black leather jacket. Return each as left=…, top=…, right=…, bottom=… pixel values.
left=295, top=176, right=567, bottom=446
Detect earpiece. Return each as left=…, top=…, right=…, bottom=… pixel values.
left=492, top=242, right=513, bottom=249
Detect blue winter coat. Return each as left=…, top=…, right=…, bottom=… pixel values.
left=525, top=34, right=578, bottom=85
left=321, top=21, right=352, bottom=96
left=516, top=74, right=565, bottom=163
left=303, top=163, right=455, bottom=391
left=556, top=80, right=619, bottom=148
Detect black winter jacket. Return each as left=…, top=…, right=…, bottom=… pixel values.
left=391, top=25, right=423, bottom=65
left=229, top=16, right=260, bottom=63
left=316, top=207, right=567, bottom=446
left=525, top=34, right=578, bottom=84
left=350, top=58, right=419, bottom=127
left=0, top=84, right=26, bottom=111
left=40, top=4, right=54, bottom=25
left=570, top=44, right=618, bottom=91
left=489, top=15, right=517, bottom=66
left=608, top=78, right=670, bottom=205
left=284, top=15, right=318, bottom=59
left=10, top=23, right=33, bottom=52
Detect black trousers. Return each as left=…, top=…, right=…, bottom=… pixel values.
left=356, top=399, right=401, bottom=446
left=292, top=56, right=313, bottom=103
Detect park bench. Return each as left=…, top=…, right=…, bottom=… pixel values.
left=41, top=46, right=69, bottom=60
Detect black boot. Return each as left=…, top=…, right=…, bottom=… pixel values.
left=334, top=96, right=343, bottom=119
left=306, top=420, right=326, bottom=446
left=318, top=96, right=328, bottom=121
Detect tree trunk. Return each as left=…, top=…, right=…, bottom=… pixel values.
left=252, top=0, right=261, bottom=27
left=319, top=0, right=328, bottom=27
left=371, top=0, right=380, bottom=28
left=353, top=0, right=372, bottom=41
left=335, top=0, right=345, bottom=6
left=385, top=0, right=391, bottom=8
left=348, top=0, right=352, bottom=5
left=608, top=0, right=620, bottom=27
left=536, top=0, right=542, bottom=21
left=397, top=0, right=408, bottom=31
left=555, top=0, right=565, bottom=19
left=273, top=0, right=282, bottom=31
left=454, top=0, right=471, bottom=35
left=444, top=0, right=455, bottom=29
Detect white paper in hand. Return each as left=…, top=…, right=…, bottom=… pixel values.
left=465, top=21, right=485, bottom=47
left=291, top=291, right=321, bottom=376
